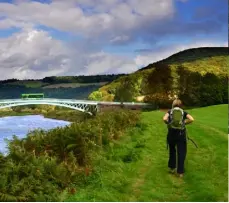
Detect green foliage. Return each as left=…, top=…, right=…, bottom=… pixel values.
left=88, top=90, right=103, bottom=101
left=67, top=104, right=228, bottom=202
left=89, top=47, right=228, bottom=108
left=143, top=64, right=174, bottom=107
left=114, top=74, right=143, bottom=102
left=177, top=66, right=228, bottom=107
left=41, top=74, right=126, bottom=84
left=146, top=64, right=173, bottom=93
left=66, top=119, right=148, bottom=202
left=141, top=47, right=228, bottom=71
left=199, top=73, right=228, bottom=106
left=0, top=110, right=140, bottom=201
left=0, top=74, right=125, bottom=85
left=0, top=152, right=71, bottom=201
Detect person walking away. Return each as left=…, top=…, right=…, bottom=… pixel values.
left=162, top=99, right=194, bottom=177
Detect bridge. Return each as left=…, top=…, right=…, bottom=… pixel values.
left=0, top=98, right=154, bottom=115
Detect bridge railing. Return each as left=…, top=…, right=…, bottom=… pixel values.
left=0, top=98, right=153, bottom=106
left=0, top=98, right=98, bottom=104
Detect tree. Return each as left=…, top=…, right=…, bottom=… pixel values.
left=144, top=64, right=173, bottom=107
left=146, top=64, right=173, bottom=94
left=88, top=91, right=103, bottom=101
left=114, top=77, right=139, bottom=102
left=199, top=73, right=225, bottom=106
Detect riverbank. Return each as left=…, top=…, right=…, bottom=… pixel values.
left=0, top=109, right=140, bottom=202
left=0, top=108, right=88, bottom=122
left=0, top=115, right=71, bottom=155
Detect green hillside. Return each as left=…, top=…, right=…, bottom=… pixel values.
left=66, top=104, right=228, bottom=202
left=140, top=47, right=228, bottom=71
left=88, top=47, right=228, bottom=107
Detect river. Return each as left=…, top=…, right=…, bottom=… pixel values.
left=0, top=115, right=71, bottom=155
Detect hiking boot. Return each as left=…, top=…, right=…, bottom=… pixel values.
left=177, top=173, right=184, bottom=178
left=168, top=168, right=176, bottom=174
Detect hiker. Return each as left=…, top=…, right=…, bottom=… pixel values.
left=162, top=99, right=194, bottom=177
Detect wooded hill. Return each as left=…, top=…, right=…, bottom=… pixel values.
left=88, top=47, right=228, bottom=108
left=0, top=74, right=125, bottom=99
left=0, top=74, right=125, bottom=86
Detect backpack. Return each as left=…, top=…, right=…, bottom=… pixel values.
left=168, top=107, right=185, bottom=130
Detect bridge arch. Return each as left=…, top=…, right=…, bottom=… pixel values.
left=0, top=101, right=96, bottom=115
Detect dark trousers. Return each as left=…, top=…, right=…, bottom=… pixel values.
left=167, top=128, right=187, bottom=174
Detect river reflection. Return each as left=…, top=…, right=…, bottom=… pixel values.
left=0, top=115, right=71, bottom=155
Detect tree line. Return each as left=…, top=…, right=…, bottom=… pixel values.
left=0, top=74, right=126, bottom=84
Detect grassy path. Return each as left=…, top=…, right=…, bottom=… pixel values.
left=129, top=106, right=228, bottom=201
left=127, top=111, right=188, bottom=202
left=66, top=104, right=228, bottom=202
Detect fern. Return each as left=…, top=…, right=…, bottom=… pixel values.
left=0, top=192, right=17, bottom=202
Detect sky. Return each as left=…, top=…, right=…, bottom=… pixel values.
left=0, top=0, right=228, bottom=80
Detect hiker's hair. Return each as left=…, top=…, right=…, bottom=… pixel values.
left=172, top=99, right=182, bottom=108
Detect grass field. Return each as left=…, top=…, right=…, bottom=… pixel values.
left=66, top=104, right=228, bottom=202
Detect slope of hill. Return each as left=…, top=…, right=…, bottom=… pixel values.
left=140, top=47, right=228, bottom=70
left=88, top=47, right=228, bottom=107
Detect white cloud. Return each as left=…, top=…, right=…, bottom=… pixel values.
left=80, top=52, right=137, bottom=75
left=110, top=35, right=130, bottom=43
left=0, top=28, right=137, bottom=80
left=0, top=28, right=70, bottom=80
left=0, top=0, right=174, bottom=38
left=0, top=18, right=33, bottom=29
